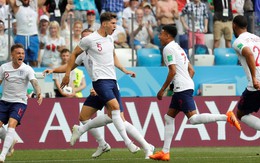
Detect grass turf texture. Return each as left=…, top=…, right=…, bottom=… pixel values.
left=3, top=147, right=260, bottom=163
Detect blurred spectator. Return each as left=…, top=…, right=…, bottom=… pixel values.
left=9, top=0, right=46, bottom=67
left=235, top=0, right=245, bottom=15
left=201, top=0, right=213, bottom=33
left=0, top=19, right=13, bottom=65
left=53, top=48, right=76, bottom=97
left=150, top=0, right=158, bottom=14
left=156, top=0, right=178, bottom=31
left=143, top=2, right=157, bottom=34
left=0, top=0, right=11, bottom=30
left=43, top=0, right=69, bottom=24
left=95, top=0, right=102, bottom=14
left=81, top=28, right=93, bottom=38
left=243, top=0, right=254, bottom=33
left=38, top=14, right=50, bottom=43
left=101, top=0, right=124, bottom=26
left=38, top=14, right=50, bottom=67
left=73, top=67, right=86, bottom=98
left=212, top=0, right=233, bottom=48
left=176, top=0, right=188, bottom=53
left=122, top=0, right=140, bottom=29
left=40, top=21, right=66, bottom=68
left=4, top=18, right=16, bottom=39
left=255, top=0, right=260, bottom=36
left=70, top=20, right=83, bottom=50
left=112, top=24, right=129, bottom=48
left=181, top=0, right=208, bottom=48
left=83, top=10, right=100, bottom=31
left=176, top=0, right=188, bottom=36
left=60, top=3, right=75, bottom=46
left=129, top=8, right=158, bottom=50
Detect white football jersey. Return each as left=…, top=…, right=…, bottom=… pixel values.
left=163, top=40, right=194, bottom=92
left=0, top=62, right=36, bottom=104
left=75, top=52, right=90, bottom=77
left=233, top=32, right=260, bottom=91
left=78, top=31, right=116, bottom=81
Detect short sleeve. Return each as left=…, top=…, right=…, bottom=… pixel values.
left=75, top=53, right=84, bottom=66
left=232, top=39, right=246, bottom=55
left=78, top=36, right=91, bottom=51
left=27, top=66, right=36, bottom=81
left=163, top=46, right=176, bottom=66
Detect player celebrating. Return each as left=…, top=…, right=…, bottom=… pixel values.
left=0, top=44, right=43, bottom=162
left=60, top=12, right=154, bottom=159
left=232, top=15, right=260, bottom=131
left=149, top=25, right=241, bottom=161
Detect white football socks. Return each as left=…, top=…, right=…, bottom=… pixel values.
left=81, top=120, right=107, bottom=147
left=241, top=114, right=260, bottom=130
left=0, top=127, right=6, bottom=140
left=124, top=121, right=150, bottom=150
left=79, top=114, right=112, bottom=134
left=112, top=110, right=131, bottom=145
left=189, top=113, right=226, bottom=125
left=0, top=128, right=15, bottom=158
left=162, top=114, right=175, bottom=153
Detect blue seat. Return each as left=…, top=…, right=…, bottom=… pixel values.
left=137, top=48, right=161, bottom=67
left=214, top=48, right=238, bottom=65
left=153, top=35, right=161, bottom=48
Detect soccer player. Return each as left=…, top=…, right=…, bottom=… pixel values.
left=0, top=44, right=43, bottom=162
left=59, top=12, right=154, bottom=159
left=43, top=53, right=154, bottom=159
left=149, top=25, right=241, bottom=161
left=232, top=15, right=260, bottom=131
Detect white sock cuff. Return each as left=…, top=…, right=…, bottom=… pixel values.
left=81, top=119, right=90, bottom=125
left=112, top=110, right=120, bottom=117
left=164, top=114, right=174, bottom=122
left=7, top=128, right=15, bottom=133
left=189, top=114, right=198, bottom=124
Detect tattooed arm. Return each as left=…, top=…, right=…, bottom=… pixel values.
left=30, top=79, right=43, bottom=105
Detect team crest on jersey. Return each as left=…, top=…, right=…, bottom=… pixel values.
left=19, top=70, right=24, bottom=76
left=167, top=55, right=173, bottom=62
left=237, top=43, right=243, bottom=50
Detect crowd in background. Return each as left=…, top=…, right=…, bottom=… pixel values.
left=0, top=0, right=259, bottom=69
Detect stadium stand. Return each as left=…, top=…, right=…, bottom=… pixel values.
left=214, top=48, right=238, bottom=65
left=115, top=48, right=136, bottom=67
left=136, top=48, right=161, bottom=67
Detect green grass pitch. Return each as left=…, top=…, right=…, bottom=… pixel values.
left=4, top=147, right=260, bottom=163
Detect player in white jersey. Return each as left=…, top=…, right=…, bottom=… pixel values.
left=60, top=12, right=153, bottom=158
left=43, top=51, right=154, bottom=159
left=149, top=25, right=241, bottom=161
left=0, top=44, right=43, bottom=163
left=232, top=15, right=260, bottom=131
left=43, top=29, right=153, bottom=159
